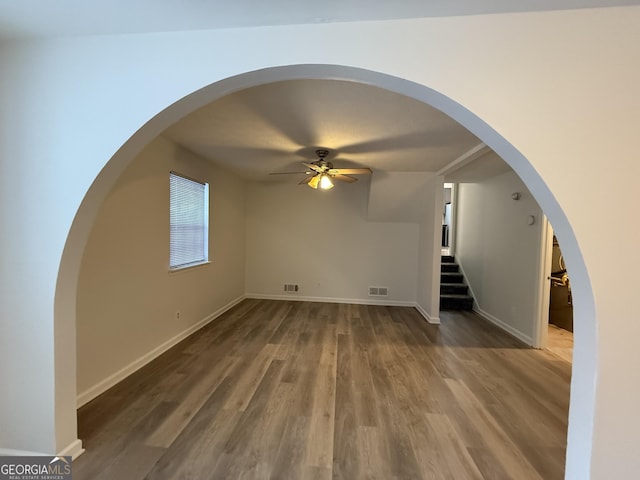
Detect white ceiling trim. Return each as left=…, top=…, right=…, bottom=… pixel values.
left=436, top=143, right=491, bottom=177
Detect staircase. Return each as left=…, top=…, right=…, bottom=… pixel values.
left=440, top=255, right=474, bottom=310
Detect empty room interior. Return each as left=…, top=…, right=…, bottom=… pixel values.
left=72, top=79, right=572, bottom=479
left=2, top=3, right=638, bottom=480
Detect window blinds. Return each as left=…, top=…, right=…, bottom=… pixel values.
left=170, top=172, right=209, bottom=269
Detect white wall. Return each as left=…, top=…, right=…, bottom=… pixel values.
left=414, top=183, right=444, bottom=322
left=1, top=7, right=639, bottom=478
left=76, top=136, right=246, bottom=404
left=455, top=170, right=544, bottom=343
left=245, top=178, right=419, bottom=304
left=366, top=171, right=443, bottom=320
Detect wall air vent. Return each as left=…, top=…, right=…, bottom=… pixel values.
left=284, top=284, right=299, bottom=293
left=369, top=286, right=388, bottom=296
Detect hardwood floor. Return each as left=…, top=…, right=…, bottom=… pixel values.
left=74, top=299, right=571, bottom=479
left=547, top=324, right=573, bottom=364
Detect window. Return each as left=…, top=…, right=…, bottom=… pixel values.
left=169, top=172, right=209, bottom=270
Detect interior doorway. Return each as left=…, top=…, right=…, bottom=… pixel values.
left=547, top=234, right=574, bottom=362
left=441, top=182, right=454, bottom=256
left=536, top=219, right=574, bottom=362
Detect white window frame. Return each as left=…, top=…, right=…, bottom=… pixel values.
left=169, top=171, right=209, bottom=271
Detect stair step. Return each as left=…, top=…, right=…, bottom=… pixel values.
left=441, top=272, right=464, bottom=283
left=440, top=294, right=474, bottom=310
left=440, top=283, right=469, bottom=295
left=439, top=255, right=472, bottom=310
left=441, top=262, right=459, bottom=273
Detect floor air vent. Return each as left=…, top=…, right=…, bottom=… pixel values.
left=284, top=284, right=299, bottom=293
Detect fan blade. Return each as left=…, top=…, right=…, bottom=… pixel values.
left=299, top=176, right=314, bottom=185
left=307, top=175, right=321, bottom=189
left=332, top=174, right=358, bottom=183
left=328, top=168, right=372, bottom=175
left=303, top=162, right=324, bottom=173
left=269, top=171, right=310, bottom=175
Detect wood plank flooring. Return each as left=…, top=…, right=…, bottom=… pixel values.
left=73, top=299, right=571, bottom=480
left=547, top=324, right=573, bottom=364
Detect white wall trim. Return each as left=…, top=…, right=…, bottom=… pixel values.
left=0, top=439, right=85, bottom=460
left=436, top=143, right=491, bottom=177
left=415, top=303, right=441, bottom=324
left=473, top=306, right=533, bottom=346
left=246, top=293, right=415, bottom=307
left=59, top=439, right=85, bottom=460
left=76, top=295, right=246, bottom=408
left=456, top=229, right=535, bottom=347
left=533, top=217, right=553, bottom=348
left=455, top=260, right=477, bottom=305
left=248, top=293, right=441, bottom=325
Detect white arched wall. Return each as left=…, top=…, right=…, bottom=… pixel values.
left=62, top=62, right=596, bottom=472
left=1, top=7, right=639, bottom=479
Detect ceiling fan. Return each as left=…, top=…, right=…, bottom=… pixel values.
left=269, top=149, right=372, bottom=190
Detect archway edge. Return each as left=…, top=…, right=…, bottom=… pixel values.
left=58, top=63, right=595, bottom=476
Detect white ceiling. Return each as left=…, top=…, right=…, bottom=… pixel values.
left=163, top=79, right=496, bottom=182
left=0, top=0, right=637, bottom=39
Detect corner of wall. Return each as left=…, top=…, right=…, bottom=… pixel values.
left=415, top=302, right=440, bottom=324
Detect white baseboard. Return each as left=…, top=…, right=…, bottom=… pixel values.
left=0, top=439, right=84, bottom=460
left=76, top=295, right=246, bottom=408
left=248, top=294, right=441, bottom=325
left=455, top=260, right=478, bottom=305
left=246, top=293, right=416, bottom=307
left=77, top=294, right=441, bottom=408
left=454, top=259, right=530, bottom=344
left=473, top=306, right=533, bottom=346
left=415, top=303, right=440, bottom=324
left=59, top=439, right=84, bottom=460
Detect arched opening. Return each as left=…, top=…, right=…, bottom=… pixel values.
left=56, top=64, right=595, bottom=475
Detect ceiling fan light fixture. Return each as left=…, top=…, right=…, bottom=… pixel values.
left=270, top=147, right=371, bottom=188
left=319, top=174, right=334, bottom=190
left=307, top=174, right=321, bottom=189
